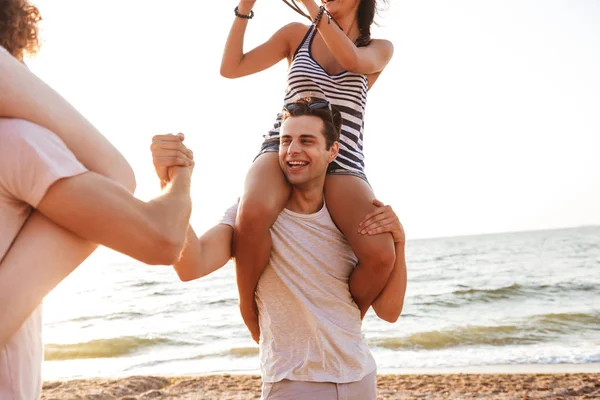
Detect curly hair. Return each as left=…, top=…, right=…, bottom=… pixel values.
left=0, top=0, right=42, bottom=60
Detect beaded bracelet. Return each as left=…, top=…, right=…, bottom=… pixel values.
left=313, top=6, right=325, bottom=27
left=234, top=6, right=254, bottom=19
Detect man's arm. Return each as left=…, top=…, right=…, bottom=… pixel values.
left=372, top=241, right=407, bottom=323
left=172, top=224, right=234, bottom=282
left=359, top=200, right=408, bottom=323
left=150, top=133, right=235, bottom=282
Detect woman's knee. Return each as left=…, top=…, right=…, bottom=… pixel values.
left=236, top=196, right=280, bottom=233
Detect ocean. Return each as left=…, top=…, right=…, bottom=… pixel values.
left=42, top=226, right=600, bottom=380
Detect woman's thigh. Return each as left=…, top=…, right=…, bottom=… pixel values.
left=240, top=151, right=290, bottom=222
left=324, top=175, right=395, bottom=261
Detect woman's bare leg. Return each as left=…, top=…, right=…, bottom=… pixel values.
left=235, top=152, right=291, bottom=341
left=0, top=53, right=138, bottom=347
left=0, top=131, right=194, bottom=348
left=0, top=51, right=135, bottom=191
left=0, top=212, right=96, bottom=348
left=325, top=175, right=396, bottom=318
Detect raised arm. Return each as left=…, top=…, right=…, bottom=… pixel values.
left=0, top=48, right=136, bottom=191
left=359, top=200, right=407, bottom=322
left=151, top=134, right=234, bottom=282
left=297, top=0, right=393, bottom=75
left=220, top=0, right=306, bottom=78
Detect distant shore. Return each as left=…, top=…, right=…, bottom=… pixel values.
left=42, top=367, right=600, bottom=399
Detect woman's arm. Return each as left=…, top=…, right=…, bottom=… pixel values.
left=298, top=0, right=393, bottom=74
left=220, top=1, right=306, bottom=78
left=0, top=48, right=136, bottom=191
left=359, top=200, right=407, bottom=322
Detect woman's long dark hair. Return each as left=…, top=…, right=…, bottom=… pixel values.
left=281, top=0, right=388, bottom=48
left=356, top=0, right=388, bottom=48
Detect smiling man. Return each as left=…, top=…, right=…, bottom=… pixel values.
left=216, top=98, right=408, bottom=400
left=148, top=97, right=407, bottom=399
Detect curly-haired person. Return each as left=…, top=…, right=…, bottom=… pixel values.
left=0, top=0, right=42, bottom=60
left=0, top=3, right=196, bottom=398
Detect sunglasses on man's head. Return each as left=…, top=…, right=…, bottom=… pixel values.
left=283, top=100, right=332, bottom=114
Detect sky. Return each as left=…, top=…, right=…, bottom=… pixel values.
left=28, top=0, right=600, bottom=240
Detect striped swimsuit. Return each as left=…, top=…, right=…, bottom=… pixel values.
left=259, top=25, right=370, bottom=181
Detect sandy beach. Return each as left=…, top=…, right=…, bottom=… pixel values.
left=41, top=372, right=600, bottom=399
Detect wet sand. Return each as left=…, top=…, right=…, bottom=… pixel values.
left=42, top=372, right=600, bottom=399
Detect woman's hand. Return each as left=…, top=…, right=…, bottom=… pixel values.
left=358, top=199, right=406, bottom=244
left=150, top=133, right=194, bottom=186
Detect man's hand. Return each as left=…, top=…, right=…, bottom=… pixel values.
left=361, top=200, right=408, bottom=323
left=240, top=300, right=260, bottom=344
left=358, top=199, right=405, bottom=244
left=151, top=133, right=194, bottom=187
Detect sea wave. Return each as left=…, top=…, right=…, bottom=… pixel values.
left=105, top=311, right=147, bottom=321
left=370, top=312, right=600, bottom=351
left=45, top=336, right=177, bottom=361
left=227, top=347, right=259, bottom=357
left=129, top=280, right=162, bottom=288
left=454, top=282, right=599, bottom=299
left=207, top=298, right=237, bottom=306
left=370, top=325, right=536, bottom=350
left=533, top=313, right=600, bottom=332
left=188, top=347, right=259, bottom=359
left=416, top=282, right=599, bottom=307
left=452, top=283, right=525, bottom=299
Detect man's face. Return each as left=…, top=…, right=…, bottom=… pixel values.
left=279, top=115, right=339, bottom=188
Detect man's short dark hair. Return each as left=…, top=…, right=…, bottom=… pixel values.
left=281, top=98, right=342, bottom=150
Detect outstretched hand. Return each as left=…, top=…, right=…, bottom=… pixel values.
left=358, top=200, right=406, bottom=244
left=150, top=133, right=194, bottom=187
